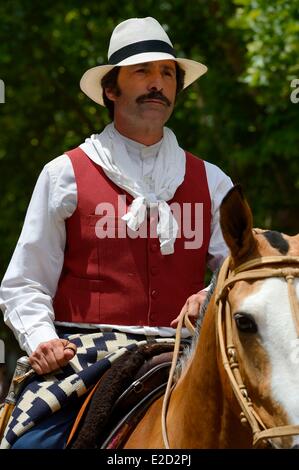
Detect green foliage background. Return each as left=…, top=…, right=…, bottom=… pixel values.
left=0, top=0, right=299, bottom=366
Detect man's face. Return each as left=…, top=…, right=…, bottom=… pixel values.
left=106, top=60, right=177, bottom=128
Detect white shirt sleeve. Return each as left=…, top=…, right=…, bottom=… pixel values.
left=204, top=161, right=233, bottom=272
left=0, top=155, right=77, bottom=355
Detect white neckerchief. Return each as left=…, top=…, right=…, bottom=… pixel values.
left=86, top=123, right=186, bottom=255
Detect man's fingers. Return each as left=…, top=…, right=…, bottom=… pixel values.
left=63, top=342, right=77, bottom=360
left=170, top=305, right=187, bottom=328
left=28, top=355, right=42, bottom=374
left=29, top=339, right=77, bottom=375
left=170, top=317, right=179, bottom=328
left=39, top=342, right=62, bottom=370
left=171, top=290, right=207, bottom=328
left=30, top=345, right=59, bottom=375
left=186, top=300, right=200, bottom=319
left=170, top=312, right=180, bottom=328
left=52, top=340, right=67, bottom=365
left=29, top=354, right=52, bottom=375
left=29, top=361, right=43, bottom=375
left=53, top=339, right=76, bottom=364
left=63, top=342, right=77, bottom=354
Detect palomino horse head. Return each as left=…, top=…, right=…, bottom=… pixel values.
left=218, top=185, right=299, bottom=448
left=124, top=185, right=299, bottom=449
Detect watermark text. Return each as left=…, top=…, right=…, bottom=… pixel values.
left=0, top=79, right=5, bottom=103
left=94, top=196, right=204, bottom=250
left=290, top=78, right=299, bottom=103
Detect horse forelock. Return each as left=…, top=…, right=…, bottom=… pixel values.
left=252, top=228, right=299, bottom=258
left=262, top=230, right=289, bottom=254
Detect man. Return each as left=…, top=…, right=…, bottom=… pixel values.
left=0, top=17, right=232, bottom=448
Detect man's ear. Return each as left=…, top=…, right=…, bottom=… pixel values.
left=104, top=88, right=117, bottom=102
left=220, top=185, right=257, bottom=263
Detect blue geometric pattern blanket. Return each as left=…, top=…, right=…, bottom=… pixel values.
left=0, top=331, right=175, bottom=449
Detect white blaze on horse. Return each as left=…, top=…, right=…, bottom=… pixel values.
left=125, top=185, right=299, bottom=449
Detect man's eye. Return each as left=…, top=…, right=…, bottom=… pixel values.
left=164, top=70, right=174, bottom=77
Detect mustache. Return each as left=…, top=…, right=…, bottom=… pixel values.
left=136, top=91, right=171, bottom=107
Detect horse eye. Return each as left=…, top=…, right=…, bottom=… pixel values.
left=234, top=313, right=257, bottom=333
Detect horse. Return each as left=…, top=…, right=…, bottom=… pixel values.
left=123, top=185, right=299, bottom=449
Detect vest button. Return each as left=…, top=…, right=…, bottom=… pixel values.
left=150, top=242, right=159, bottom=252
left=151, top=289, right=158, bottom=298
left=150, top=266, right=159, bottom=275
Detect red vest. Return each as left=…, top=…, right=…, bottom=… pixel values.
left=53, top=147, right=211, bottom=327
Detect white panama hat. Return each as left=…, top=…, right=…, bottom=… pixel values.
left=80, top=17, right=208, bottom=106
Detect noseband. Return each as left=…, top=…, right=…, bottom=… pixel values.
left=216, top=255, right=299, bottom=447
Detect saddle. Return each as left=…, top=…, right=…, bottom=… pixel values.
left=102, top=366, right=170, bottom=448
left=67, top=343, right=180, bottom=448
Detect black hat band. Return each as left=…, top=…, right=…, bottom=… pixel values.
left=108, top=40, right=176, bottom=65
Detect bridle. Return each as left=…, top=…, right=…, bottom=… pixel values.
left=216, top=254, right=299, bottom=448
left=161, top=254, right=299, bottom=448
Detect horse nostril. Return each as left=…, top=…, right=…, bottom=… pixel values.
left=291, top=444, right=299, bottom=449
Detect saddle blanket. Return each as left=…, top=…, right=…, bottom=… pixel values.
left=0, top=331, right=175, bottom=449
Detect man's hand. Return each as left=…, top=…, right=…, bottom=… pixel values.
left=170, top=289, right=208, bottom=329
left=29, top=338, right=77, bottom=375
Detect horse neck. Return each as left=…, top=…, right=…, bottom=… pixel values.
left=167, top=295, right=251, bottom=448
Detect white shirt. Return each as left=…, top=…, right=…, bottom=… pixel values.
left=0, top=130, right=233, bottom=354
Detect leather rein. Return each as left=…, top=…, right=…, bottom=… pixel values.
left=216, top=255, right=299, bottom=448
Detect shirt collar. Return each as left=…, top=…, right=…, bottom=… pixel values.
left=113, top=123, right=163, bottom=160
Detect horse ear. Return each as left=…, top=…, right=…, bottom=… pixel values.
left=220, top=185, right=256, bottom=262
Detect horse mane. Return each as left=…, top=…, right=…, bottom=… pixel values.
left=175, top=269, right=219, bottom=381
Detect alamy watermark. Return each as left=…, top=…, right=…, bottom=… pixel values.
left=0, top=339, right=5, bottom=363
left=290, top=78, right=299, bottom=104
left=94, top=195, right=204, bottom=250
left=0, top=79, right=5, bottom=103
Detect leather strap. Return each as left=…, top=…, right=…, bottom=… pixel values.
left=65, top=375, right=104, bottom=447
left=184, top=310, right=196, bottom=335
left=161, top=309, right=195, bottom=449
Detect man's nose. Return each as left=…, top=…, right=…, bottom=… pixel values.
left=147, top=72, right=163, bottom=91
